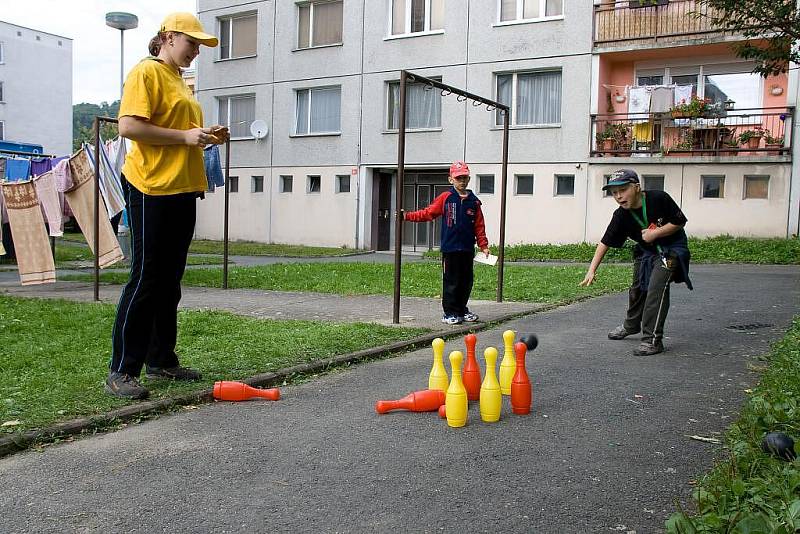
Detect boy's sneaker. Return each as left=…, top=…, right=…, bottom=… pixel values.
left=145, top=365, right=202, bottom=381
left=105, top=372, right=150, bottom=399
left=462, top=311, right=479, bottom=322
left=442, top=314, right=463, bottom=325
left=633, top=340, right=664, bottom=356
left=607, top=325, right=639, bottom=340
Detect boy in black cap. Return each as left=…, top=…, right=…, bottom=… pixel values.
left=580, top=169, right=692, bottom=355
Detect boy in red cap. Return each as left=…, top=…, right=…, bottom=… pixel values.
left=404, top=161, right=490, bottom=325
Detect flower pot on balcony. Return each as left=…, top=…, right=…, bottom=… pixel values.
left=600, top=138, right=615, bottom=152
left=765, top=143, right=782, bottom=155
left=745, top=136, right=762, bottom=150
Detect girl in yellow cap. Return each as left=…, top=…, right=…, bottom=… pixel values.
left=106, top=13, right=229, bottom=399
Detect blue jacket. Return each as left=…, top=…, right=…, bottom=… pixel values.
left=405, top=187, right=488, bottom=253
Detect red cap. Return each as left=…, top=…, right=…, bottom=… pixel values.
left=449, top=161, right=470, bottom=178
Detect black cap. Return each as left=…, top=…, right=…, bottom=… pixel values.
left=602, top=168, right=640, bottom=191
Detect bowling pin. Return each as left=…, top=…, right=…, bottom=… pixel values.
left=499, top=329, right=516, bottom=395
left=375, top=389, right=446, bottom=414
left=429, top=338, right=449, bottom=392
left=438, top=404, right=447, bottom=419
left=510, top=342, right=532, bottom=415
left=462, top=333, right=481, bottom=401
left=479, top=347, right=501, bottom=423
left=445, top=351, right=468, bottom=428
left=213, top=381, right=281, bottom=401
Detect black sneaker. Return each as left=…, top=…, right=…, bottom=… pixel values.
left=633, top=340, right=664, bottom=356
left=145, top=365, right=202, bottom=381
left=105, top=372, right=150, bottom=399
left=608, top=325, right=640, bottom=340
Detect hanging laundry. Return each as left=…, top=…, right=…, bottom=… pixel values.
left=34, top=170, right=63, bottom=237
left=674, top=85, right=693, bottom=106
left=649, top=86, right=674, bottom=113
left=0, top=180, right=55, bottom=285
left=203, top=145, right=224, bottom=192
left=628, top=87, right=651, bottom=119
left=81, top=142, right=125, bottom=218
left=30, top=158, right=53, bottom=178
left=65, top=148, right=123, bottom=268
left=4, top=158, right=32, bottom=182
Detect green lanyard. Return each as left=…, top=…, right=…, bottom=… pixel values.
left=630, top=193, right=665, bottom=255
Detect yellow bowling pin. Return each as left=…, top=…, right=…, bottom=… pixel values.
left=445, top=351, right=467, bottom=428
left=480, top=347, right=502, bottom=423
left=429, top=338, right=449, bottom=392
left=499, top=330, right=516, bottom=395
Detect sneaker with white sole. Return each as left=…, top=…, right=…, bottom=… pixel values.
left=105, top=371, right=150, bottom=399
left=462, top=311, right=479, bottom=322
left=442, top=314, right=463, bottom=325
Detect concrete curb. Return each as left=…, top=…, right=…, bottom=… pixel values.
left=0, top=306, right=543, bottom=459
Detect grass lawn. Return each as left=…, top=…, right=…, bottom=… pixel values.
left=423, top=236, right=800, bottom=264
left=189, top=239, right=360, bottom=256
left=666, top=316, right=800, bottom=533
left=64, top=262, right=632, bottom=303
left=53, top=241, right=223, bottom=266
left=0, top=295, right=428, bottom=433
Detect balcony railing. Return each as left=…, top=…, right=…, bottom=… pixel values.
left=590, top=107, right=794, bottom=158
left=594, top=0, right=727, bottom=47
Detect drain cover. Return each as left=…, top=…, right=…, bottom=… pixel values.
left=726, top=323, right=773, bottom=331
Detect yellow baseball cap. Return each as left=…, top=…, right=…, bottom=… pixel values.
left=160, top=12, right=219, bottom=47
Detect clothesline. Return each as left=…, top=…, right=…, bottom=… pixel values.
left=0, top=148, right=59, bottom=158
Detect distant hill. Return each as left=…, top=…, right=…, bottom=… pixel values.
left=72, top=101, right=120, bottom=151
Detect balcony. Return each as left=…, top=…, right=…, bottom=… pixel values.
left=590, top=107, right=793, bottom=158
left=594, top=0, right=731, bottom=50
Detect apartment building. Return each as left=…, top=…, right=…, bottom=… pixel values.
left=194, top=0, right=798, bottom=249
left=0, top=21, right=72, bottom=155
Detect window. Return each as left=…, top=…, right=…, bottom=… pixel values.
left=251, top=175, right=264, bottom=193
left=298, top=1, right=343, bottom=48
left=642, top=175, right=664, bottom=191
left=229, top=176, right=239, bottom=193
left=218, top=95, right=256, bottom=138
left=496, top=71, right=562, bottom=126
left=499, top=0, right=563, bottom=22
left=515, top=174, right=534, bottom=195
left=554, top=174, right=574, bottom=196
left=307, top=175, right=321, bottom=193
left=387, top=79, right=442, bottom=130
left=478, top=175, right=495, bottom=194
left=629, top=0, right=669, bottom=7
left=391, top=0, right=444, bottom=36
left=0, top=82, right=4, bottom=102
left=295, top=86, right=341, bottom=135
left=701, top=175, right=724, bottom=198
left=280, top=175, right=293, bottom=193
left=603, top=174, right=613, bottom=197
left=744, top=175, right=769, bottom=199
left=0, top=42, right=4, bottom=63
left=336, top=174, right=351, bottom=193
left=637, top=75, right=663, bottom=86
left=0, top=121, right=4, bottom=140
left=218, top=13, right=257, bottom=59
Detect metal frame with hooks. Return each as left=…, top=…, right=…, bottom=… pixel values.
left=392, top=70, right=511, bottom=324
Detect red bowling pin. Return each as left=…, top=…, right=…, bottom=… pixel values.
left=375, top=389, right=446, bottom=414
left=213, top=381, right=280, bottom=401
left=510, top=342, right=532, bottom=415
left=462, top=334, right=482, bottom=401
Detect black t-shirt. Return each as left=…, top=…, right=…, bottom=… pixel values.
left=601, top=190, right=688, bottom=252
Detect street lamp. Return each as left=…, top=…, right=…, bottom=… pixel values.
left=105, top=12, right=138, bottom=100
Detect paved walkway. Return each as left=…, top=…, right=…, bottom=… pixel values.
left=0, top=264, right=798, bottom=532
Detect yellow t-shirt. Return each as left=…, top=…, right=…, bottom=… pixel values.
left=119, top=58, right=206, bottom=195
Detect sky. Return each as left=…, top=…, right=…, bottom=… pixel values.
left=2, top=0, right=196, bottom=105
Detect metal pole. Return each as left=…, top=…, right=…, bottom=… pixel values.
left=392, top=71, right=408, bottom=324
left=496, top=110, right=510, bottom=302
left=223, top=138, right=230, bottom=289
left=93, top=117, right=101, bottom=301
left=119, top=29, right=125, bottom=100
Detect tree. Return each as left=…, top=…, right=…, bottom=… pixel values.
left=72, top=101, right=120, bottom=151
left=695, top=0, right=800, bottom=77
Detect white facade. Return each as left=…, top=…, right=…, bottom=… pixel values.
left=193, top=1, right=797, bottom=248
left=0, top=21, right=72, bottom=155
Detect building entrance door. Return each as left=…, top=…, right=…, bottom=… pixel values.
left=401, top=172, right=449, bottom=252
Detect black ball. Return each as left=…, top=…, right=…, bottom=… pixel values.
left=520, top=334, right=538, bottom=351
left=761, top=432, right=796, bottom=462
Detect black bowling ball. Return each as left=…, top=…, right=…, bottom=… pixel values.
left=519, top=334, right=538, bottom=351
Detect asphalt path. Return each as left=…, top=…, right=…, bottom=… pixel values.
left=1, top=264, right=798, bottom=533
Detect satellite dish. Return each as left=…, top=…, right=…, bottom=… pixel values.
left=250, top=120, right=269, bottom=139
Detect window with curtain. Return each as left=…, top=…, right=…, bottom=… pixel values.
left=218, top=13, right=257, bottom=59
left=295, top=86, right=341, bottom=135
left=307, top=175, right=321, bottom=193
left=298, top=1, right=343, bottom=48
left=251, top=176, right=264, bottom=193
left=496, top=71, right=562, bottom=126
left=387, top=79, right=442, bottom=130
left=218, top=95, right=256, bottom=138
left=500, top=0, right=562, bottom=22
left=744, top=175, right=769, bottom=199
left=391, top=0, right=444, bottom=35
left=280, top=175, right=293, bottom=193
